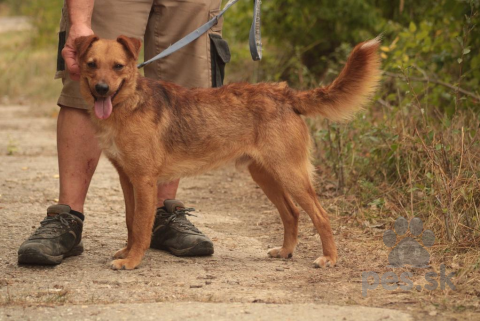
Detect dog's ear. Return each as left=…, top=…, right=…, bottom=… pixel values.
left=75, top=34, right=99, bottom=60
left=116, top=35, right=142, bottom=61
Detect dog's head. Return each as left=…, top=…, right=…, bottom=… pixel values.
left=75, top=35, right=141, bottom=120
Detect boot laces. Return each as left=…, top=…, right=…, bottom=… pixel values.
left=32, top=214, right=72, bottom=238
left=160, top=207, right=200, bottom=233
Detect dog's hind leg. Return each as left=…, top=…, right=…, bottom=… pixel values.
left=111, top=162, right=135, bottom=259
left=272, top=164, right=337, bottom=268
left=248, top=162, right=300, bottom=259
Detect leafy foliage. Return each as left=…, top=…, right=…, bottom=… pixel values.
left=225, top=0, right=480, bottom=246
left=225, top=0, right=479, bottom=104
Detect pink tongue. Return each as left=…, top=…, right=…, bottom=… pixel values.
left=94, top=96, right=113, bottom=119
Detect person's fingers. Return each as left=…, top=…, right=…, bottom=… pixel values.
left=62, top=45, right=80, bottom=81
left=60, top=25, right=93, bottom=81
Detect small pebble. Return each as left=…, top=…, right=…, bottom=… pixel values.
left=276, top=267, right=284, bottom=271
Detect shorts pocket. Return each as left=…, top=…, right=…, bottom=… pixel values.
left=55, top=7, right=68, bottom=79
left=56, top=31, right=66, bottom=72
left=209, top=34, right=231, bottom=87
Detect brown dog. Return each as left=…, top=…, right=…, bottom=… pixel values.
left=75, top=34, right=381, bottom=270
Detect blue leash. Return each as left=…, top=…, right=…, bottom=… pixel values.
left=137, top=0, right=262, bottom=69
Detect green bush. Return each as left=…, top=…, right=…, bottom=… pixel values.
left=225, top=0, right=479, bottom=104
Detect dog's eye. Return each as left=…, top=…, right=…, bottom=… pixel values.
left=114, top=64, right=124, bottom=70
left=87, top=61, right=96, bottom=68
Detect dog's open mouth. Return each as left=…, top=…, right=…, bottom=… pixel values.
left=90, top=80, right=125, bottom=120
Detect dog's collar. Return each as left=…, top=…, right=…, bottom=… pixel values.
left=112, top=79, right=125, bottom=102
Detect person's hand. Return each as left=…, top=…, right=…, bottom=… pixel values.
left=61, top=24, right=94, bottom=81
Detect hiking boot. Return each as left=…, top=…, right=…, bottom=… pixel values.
left=150, top=200, right=214, bottom=256
left=18, top=204, right=84, bottom=265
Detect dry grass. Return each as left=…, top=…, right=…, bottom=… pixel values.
left=306, top=69, right=480, bottom=307
left=311, top=77, right=480, bottom=247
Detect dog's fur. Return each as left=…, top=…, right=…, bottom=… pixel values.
left=75, top=34, right=381, bottom=270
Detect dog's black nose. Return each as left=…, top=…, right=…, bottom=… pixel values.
left=95, top=83, right=109, bottom=95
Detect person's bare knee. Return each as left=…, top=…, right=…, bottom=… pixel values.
left=57, top=106, right=93, bottom=132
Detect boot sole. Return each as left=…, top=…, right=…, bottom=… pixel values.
left=157, top=240, right=214, bottom=257
left=18, top=242, right=84, bottom=265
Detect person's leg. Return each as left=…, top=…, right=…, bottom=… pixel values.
left=56, top=0, right=155, bottom=211
left=18, top=105, right=94, bottom=265
left=146, top=0, right=225, bottom=206
left=57, top=107, right=101, bottom=213
left=18, top=0, right=154, bottom=265
left=19, top=107, right=105, bottom=265
left=156, top=180, right=179, bottom=208
left=145, top=0, right=224, bottom=256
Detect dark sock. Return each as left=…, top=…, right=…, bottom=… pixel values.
left=69, top=210, right=85, bottom=221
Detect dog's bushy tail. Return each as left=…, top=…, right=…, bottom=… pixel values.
left=294, top=37, right=382, bottom=121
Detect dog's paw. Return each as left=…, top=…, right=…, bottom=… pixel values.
left=313, top=255, right=337, bottom=268
left=267, top=247, right=293, bottom=259
left=109, top=258, right=140, bottom=270
left=113, top=247, right=130, bottom=259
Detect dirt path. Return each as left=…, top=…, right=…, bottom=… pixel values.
left=0, top=17, right=31, bottom=34
left=0, top=105, right=477, bottom=320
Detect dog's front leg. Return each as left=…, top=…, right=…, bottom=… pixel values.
left=111, top=163, right=135, bottom=260
left=110, top=176, right=157, bottom=270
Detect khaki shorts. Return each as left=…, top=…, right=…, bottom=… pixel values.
left=55, top=0, right=229, bottom=109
